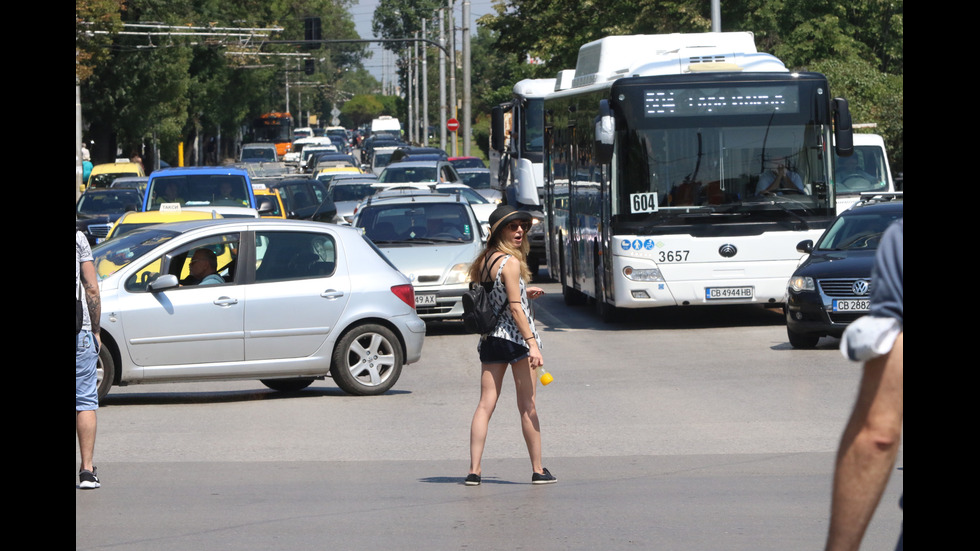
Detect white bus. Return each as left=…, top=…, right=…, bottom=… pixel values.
left=543, top=33, right=855, bottom=320
left=489, top=78, right=556, bottom=208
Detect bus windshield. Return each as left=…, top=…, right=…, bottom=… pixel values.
left=611, top=79, right=833, bottom=225
left=617, top=124, right=829, bottom=213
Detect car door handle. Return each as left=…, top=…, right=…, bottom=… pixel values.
left=321, top=290, right=345, bottom=300
left=213, top=297, right=239, bottom=306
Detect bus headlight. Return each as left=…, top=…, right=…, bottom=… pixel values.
left=788, top=276, right=815, bottom=292
left=623, top=266, right=664, bottom=282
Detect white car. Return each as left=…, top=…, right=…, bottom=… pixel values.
left=92, top=218, right=425, bottom=400
left=284, top=136, right=333, bottom=164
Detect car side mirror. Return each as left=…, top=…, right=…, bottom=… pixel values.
left=796, top=239, right=814, bottom=254
left=148, top=274, right=179, bottom=291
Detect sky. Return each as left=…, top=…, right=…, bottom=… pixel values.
left=350, top=0, right=497, bottom=84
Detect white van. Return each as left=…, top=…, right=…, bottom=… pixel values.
left=284, top=137, right=333, bottom=164
left=834, top=133, right=895, bottom=212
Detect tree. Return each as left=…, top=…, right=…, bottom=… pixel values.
left=341, top=95, right=386, bottom=128
left=76, top=0, right=124, bottom=82
left=78, top=0, right=372, bottom=165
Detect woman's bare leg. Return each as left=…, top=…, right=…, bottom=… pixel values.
left=511, top=357, right=543, bottom=473
left=469, top=363, right=507, bottom=475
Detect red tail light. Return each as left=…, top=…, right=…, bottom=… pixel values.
left=391, top=284, right=416, bottom=309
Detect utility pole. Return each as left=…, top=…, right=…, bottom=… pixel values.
left=462, top=0, right=471, bottom=156
left=421, top=18, right=429, bottom=146
left=447, top=0, right=457, bottom=156
left=438, top=9, right=447, bottom=151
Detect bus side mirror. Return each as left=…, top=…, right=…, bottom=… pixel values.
left=595, top=99, right=615, bottom=164
left=490, top=106, right=505, bottom=153
left=833, top=98, right=853, bottom=157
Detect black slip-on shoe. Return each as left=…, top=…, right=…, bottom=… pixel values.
left=531, top=468, right=556, bottom=484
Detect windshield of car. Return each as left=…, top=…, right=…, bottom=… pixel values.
left=451, top=158, right=485, bottom=169
left=459, top=170, right=491, bottom=189
left=441, top=187, right=487, bottom=204
left=92, top=227, right=180, bottom=278
left=241, top=147, right=276, bottom=161
left=816, top=209, right=903, bottom=251
left=379, top=166, right=438, bottom=183
left=89, top=172, right=138, bottom=189
left=357, top=202, right=475, bottom=243
left=834, top=145, right=891, bottom=195
left=373, top=152, right=394, bottom=168
left=77, top=191, right=141, bottom=215
left=147, top=174, right=250, bottom=210
left=329, top=183, right=376, bottom=203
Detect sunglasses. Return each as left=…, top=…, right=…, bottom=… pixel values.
left=506, top=221, right=531, bottom=232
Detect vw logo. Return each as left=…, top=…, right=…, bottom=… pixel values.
left=852, top=280, right=870, bottom=295
left=718, top=244, right=738, bottom=258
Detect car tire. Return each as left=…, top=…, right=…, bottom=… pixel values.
left=787, top=326, right=820, bottom=349
left=97, top=342, right=115, bottom=403
left=260, top=378, right=315, bottom=392
left=331, top=324, right=403, bottom=396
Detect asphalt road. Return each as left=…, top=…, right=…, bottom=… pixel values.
left=76, top=281, right=903, bottom=551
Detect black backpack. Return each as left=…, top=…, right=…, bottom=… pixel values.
left=461, top=254, right=507, bottom=334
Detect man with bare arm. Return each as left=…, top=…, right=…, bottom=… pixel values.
left=826, top=218, right=903, bottom=551
left=77, top=230, right=102, bottom=489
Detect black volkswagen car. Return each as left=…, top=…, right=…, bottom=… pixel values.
left=75, top=188, right=143, bottom=245
left=785, top=195, right=903, bottom=348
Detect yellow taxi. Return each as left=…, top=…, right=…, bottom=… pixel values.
left=253, top=187, right=287, bottom=218
left=97, top=209, right=226, bottom=278
left=85, top=161, right=146, bottom=192
left=315, top=166, right=362, bottom=186
left=106, top=209, right=222, bottom=241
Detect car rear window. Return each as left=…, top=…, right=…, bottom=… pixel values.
left=357, top=202, right=474, bottom=243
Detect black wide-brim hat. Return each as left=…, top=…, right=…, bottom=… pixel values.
left=488, top=205, right=533, bottom=238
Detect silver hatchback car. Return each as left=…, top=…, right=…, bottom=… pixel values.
left=354, top=191, right=484, bottom=320
left=92, top=218, right=425, bottom=400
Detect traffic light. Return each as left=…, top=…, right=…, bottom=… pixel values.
left=304, top=59, right=316, bottom=75
left=305, top=17, right=321, bottom=49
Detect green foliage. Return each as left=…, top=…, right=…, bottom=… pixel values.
left=79, top=0, right=371, bottom=164
left=76, top=0, right=125, bottom=82
left=341, top=95, right=386, bottom=128
left=811, top=58, right=903, bottom=173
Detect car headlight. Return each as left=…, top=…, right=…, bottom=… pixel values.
left=445, top=263, right=470, bottom=285
left=623, top=266, right=664, bottom=282
left=788, top=276, right=815, bottom=292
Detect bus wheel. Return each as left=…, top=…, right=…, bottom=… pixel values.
left=563, top=284, right=586, bottom=306
left=595, top=296, right=619, bottom=322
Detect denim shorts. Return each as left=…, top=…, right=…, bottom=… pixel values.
left=478, top=336, right=530, bottom=364
left=76, top=331, right=99, bottom=411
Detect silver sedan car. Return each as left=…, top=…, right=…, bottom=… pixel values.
left=92, top=218, right=425, bottom=400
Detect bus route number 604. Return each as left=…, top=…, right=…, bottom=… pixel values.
left=630, top=192, right=659, bottom=214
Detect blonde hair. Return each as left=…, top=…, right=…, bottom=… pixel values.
left=468, top=229, right=532, bottom=284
